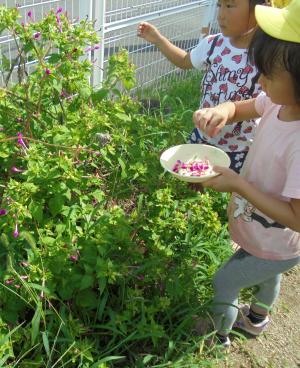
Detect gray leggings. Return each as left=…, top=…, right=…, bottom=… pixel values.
left=212, top=248, right=300, bottom=334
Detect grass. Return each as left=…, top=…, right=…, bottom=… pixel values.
left=137, top=70, right=203, bottom=136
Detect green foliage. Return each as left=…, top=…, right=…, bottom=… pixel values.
left=0, top=6, right=232, bottom=367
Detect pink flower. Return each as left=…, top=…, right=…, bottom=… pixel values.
left=60, top=90, right=68, bottom=98
left=45, top=68, right=51, bottom=75
left=27, top=10, right=32, bottom=18
left=69, top=254, right=78, bottom=262
left=13, top=223, right=19, bottom=238
left=17, top=132, right=28, bottom=149
left=33, top=32, right=41, bottom=39
left=20, top=275, right=29, bottom=280
left=69, top=249, right=80, bottom=262
left=5, top=278, right=14, bottom=285
left=20, top=261, right=29, bottom=267
left=56, top=14, right=62, bottom=32
left=85, top=44, right=101, bottom=53
left=0, top=209, right=7, bottom=216
left=11, top=166, right=24, bottom=173
left=56, top=7, right=63, bottom=14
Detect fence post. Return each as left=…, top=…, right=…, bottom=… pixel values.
left=92, top=0, right=106, bottom=87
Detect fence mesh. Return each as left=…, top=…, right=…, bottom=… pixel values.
left=1, top=0, right=216, bottom=91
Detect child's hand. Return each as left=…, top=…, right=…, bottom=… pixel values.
left=202, top=166, right=241, bottom=193
left=192, top=105, right=230, bottom=137
left=137, top=22, right=162, bottom=44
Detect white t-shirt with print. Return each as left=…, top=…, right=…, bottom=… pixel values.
left=190, top=33, right=261, bottom=153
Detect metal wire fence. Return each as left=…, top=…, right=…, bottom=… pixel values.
left=1, top=0, right=217, bottom=91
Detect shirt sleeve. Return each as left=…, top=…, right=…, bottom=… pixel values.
left=254, top=92, right=267, bottom=116
left=190, top=34, right=215, bottom=70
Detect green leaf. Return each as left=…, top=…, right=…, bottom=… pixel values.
left=115, top=112, right=131, bottom=122
left=91, top=356, right=125, bottom=366
left=100, top=149, right=112, bottom=165
left=92, top=190, right=104, bottom=202
left=91, top=88, right=109, bottom=104
left=24, top=41, right=34, bottom=53
left=55, top=224, right=66, bottom=235
left=29, top=201, right=43, bottom=222
left=31, top=304, right=41, bottom=345
left=75, top=289, right=98, bottom=308
left=98, top=276, right=107, bottom=295
left=0, top=151, right=9, bottom=158
left=96, top=291, right=108, bottom=321
left=117, top=157, right=127, bottom=179
left=143, top=355, right=155, bottom=364
left=42, top=331, right=50, bottom=357
left=48, top=53, right=61, bottom=64
left=0, top=54, right=10, bottom=72
left=40, top=236, right=56, bottom=246
left=52, top=79, right=62, bottom=94
left=49, top=195, right=64, bottom=216
left=20, top=231, right=38, bottom=254
left=26, top=283, right=51, bottom=295
left=79, top=86, right=91, bottom=99
left=0, top=233, right=9, bottom=249
left=0, top=322, right=24, bottom=346
left=79, top=274, right=94, bottom=290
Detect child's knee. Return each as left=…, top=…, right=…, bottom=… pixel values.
left=212, top=267, right=231, bottom=292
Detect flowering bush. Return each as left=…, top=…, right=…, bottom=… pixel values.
left=0, top=6, right=231, bottom=367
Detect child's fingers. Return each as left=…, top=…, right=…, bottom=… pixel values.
left=206, top=115, right=227, bottom=137
left=193, top=109, right=213, bottom=132
left=137, top=22, right=147, bottom=36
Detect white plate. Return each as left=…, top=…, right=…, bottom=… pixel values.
left=160, top=144, right=231, bottom=183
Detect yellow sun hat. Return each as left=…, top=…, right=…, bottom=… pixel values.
left=255, top=0, right=300, bottom=43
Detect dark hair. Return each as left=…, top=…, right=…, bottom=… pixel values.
left=250, top=0, right=267, bottom=7
left=249, top=28, right=300, bottom=101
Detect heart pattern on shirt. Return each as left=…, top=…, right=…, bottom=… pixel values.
left=221, top=47, right=231, bottom=56
left=229, top=145, right=239, bottom=151
left=232, top=55, right=242, bottom=64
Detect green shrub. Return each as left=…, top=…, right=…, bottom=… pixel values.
left=0, top=6, right=231, bottom=367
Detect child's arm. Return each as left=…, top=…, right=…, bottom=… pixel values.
left=203, top=167, right=300, bottom=233
left=193, top=99, right=260, bottom=137
left=137, top=22, right=193, bottom=70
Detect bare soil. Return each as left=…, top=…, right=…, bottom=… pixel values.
left=220, top=266, right=300, bottom=368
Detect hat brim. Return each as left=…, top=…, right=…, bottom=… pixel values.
left=255, top=4, right=299, bottom=43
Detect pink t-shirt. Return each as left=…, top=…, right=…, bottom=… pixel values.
left=228, top=92, right=300, bottom=260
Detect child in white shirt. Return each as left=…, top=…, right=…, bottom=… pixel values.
left=138, top=0, right=266, bottom=172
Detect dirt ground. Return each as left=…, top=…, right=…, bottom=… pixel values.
left=220, top=266, right=300, bottom=368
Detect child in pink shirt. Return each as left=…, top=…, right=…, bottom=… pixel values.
left=192, top=0, right=300, bottom=347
